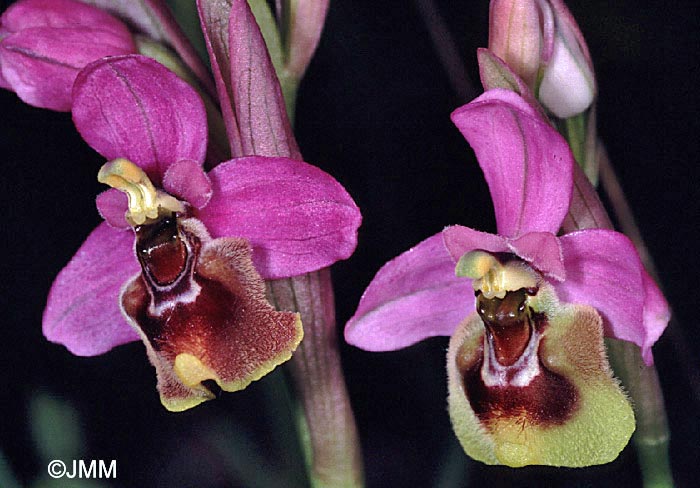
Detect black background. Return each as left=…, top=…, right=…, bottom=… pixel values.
left=1, top=0, right=698, bottom=486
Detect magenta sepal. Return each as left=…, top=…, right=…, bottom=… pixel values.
left=0, top=0, right=136, bottom=111
left=72, top=55, right=207, bottom=184
left=43, top=223, right=140, bottom=355
left=345, top=234, right=472, bottom=351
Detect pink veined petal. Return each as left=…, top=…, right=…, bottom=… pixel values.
left=0, top=0, right=136, bottom=112
left=451, top=89, right=574, bottom=238
left=507, top=231, right=565, bottom=281
left=442, top=224, right=510, bottom=263
left=162, top=159, right=213, bottom=209
left=43, top=222, right=140, bottom=356
left=198, top=156, right=361, bottom=279
left=95, top=189, right=129, bottom=229
left=640, top=271, right=670, bottom=365
left=555, top=229, right=668, bottom=361
left=228, top=0, right=301, bottom=159
left=72, top=55, right=207, bottom=183
left=345, top=233, right=473, bottom=351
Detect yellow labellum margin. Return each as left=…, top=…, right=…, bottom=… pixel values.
left=447, top=284, right=634, bottom=467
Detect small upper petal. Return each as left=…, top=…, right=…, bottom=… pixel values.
left=197, top=156, right=361, bottom=279
left=162, top=159, right=212, bottom=209
left=95, top=188, right=129, bottom=229
left=43, top=222, right=140, bottom=356
left=451, top=89, right=574, bottom=238
left=507, top=231, right=565, bottom=281
left=72, top=55, right=207, bottom=182
left=345, top=233, right=473, bottom=351
left=442, top=225, right=510, bottom=263
left=555, top=229, right=669, bottom=361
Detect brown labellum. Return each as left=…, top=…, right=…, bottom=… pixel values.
left=461, top=290, right=579, bottom=428
left=121, top=216, right=303, bottom=411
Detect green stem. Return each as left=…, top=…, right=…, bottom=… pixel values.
left=561, top=150, right=674, bottom=487
left=279, top=71, right=300, bottom=126
left=267, top=269, right=364, bottom=488
left=606, top=340, right=673, bottom=488
left=562, top=113, right=586, bottom=167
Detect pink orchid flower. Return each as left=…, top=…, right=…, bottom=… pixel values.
left=345, top=89, right=669, bottom=467
left=43, top=55, right=361, bottom=411
left=0, top=0, right=136, bottom=111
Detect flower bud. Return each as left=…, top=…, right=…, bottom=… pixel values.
left=0, top=0, right=136, bottom=111
left=537, top=0, right=595, bottom=118
left=285, top=0, right=330, bottom=80
left=488, top=0, right=595, bottom=118
left=488, top=0, right=543, bottom=88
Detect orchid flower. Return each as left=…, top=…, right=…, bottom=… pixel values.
left=43, top=54, right=361, bottom=412
left=345, top=89, right=669, bottom=467
left=0, top=0, right=136, bottom=111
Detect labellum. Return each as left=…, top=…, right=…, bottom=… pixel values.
left=100, top=159, right=303, bottom=411
left=447, top=251, right=634, bottom=467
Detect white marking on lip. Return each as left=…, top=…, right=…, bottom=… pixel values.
left=481, top=325, right=542, bottom=388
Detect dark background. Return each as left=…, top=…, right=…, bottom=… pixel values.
left=1, top=0, right=698, bottom=487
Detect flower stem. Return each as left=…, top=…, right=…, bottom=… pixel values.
left=562, top=162, right=674, bottom=488
left=606, top=339, right=673, bottom=488
left=267, top=269, right=364, bottom=488
left=412, top=0, right=478, bottom=101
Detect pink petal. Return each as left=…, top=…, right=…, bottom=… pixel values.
left=0, top=64, right=9, bottom=89
left=228, top=0, right=301, bottom=159
left=555, top=229, right=669, bottom=362
left=197, top=156, right=361, bottom=279
left=640, top=271, right=670, bottom=365
left=451, top=89, right=574, bottom=238
left=162, top=159, right=213, bottom=209
left=43, top=222, right=140, bottom=356
left=0, top=0, right=135, bottom=111
left=72, top=55, right=207, bottom=183
left=442, top=225, right=510, bottom=263
left=95, top=189, right=129, bottom=229
left=345, top=234, right=473, bottom=351
left=507, top=231, right=565, bottom=281
left=196, top=0, right=245, bottom=157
